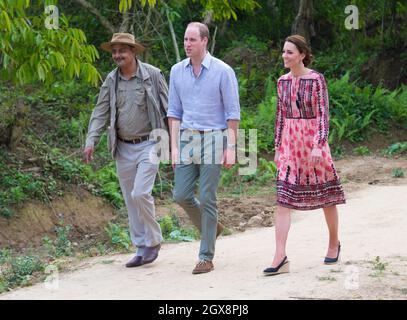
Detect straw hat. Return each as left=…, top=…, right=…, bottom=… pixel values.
left=100, top=33, right=145, bottom=54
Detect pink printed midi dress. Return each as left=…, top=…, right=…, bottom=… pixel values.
left=274, top=70, right=346, bottom=210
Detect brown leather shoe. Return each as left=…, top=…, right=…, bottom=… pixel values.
left=125, top=255, right=144, bottom=268
left=216, top=222, right=224, bottom=238
left=192, top=260, right=214, bottom=274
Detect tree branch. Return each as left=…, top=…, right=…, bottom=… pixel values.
left=71, top=0, right=116, bottom=34
left=119, top=11, right=130, bottom=32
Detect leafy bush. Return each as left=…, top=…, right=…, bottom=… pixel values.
left=220, top=158, right=277, bottom=195
left=328, top=73, right=407, bottom=144
left=385, top=142, right=407, bottom=156
left=0, top=255, right=44, bottom=291
left=353, top=146, right=371, bottom=156
left=158, top=214, right=198, bottom=242
left=392, top=168, right=404, bottom=178
left=105, top=222, right=132, bottom=252
left=42, top=223, right=74, bottom=258
left=240, top=75, right=277, bottom=153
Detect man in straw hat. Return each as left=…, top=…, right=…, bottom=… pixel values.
left=83, top=33, right=168, bottom=267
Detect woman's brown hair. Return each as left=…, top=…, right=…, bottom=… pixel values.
left=285, top=35, right=313, bottom=67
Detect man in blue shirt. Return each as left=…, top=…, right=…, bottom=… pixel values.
left=167, top=22, right=240, bottom=274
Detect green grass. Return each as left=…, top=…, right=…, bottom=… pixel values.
left=392, top=168, right=404, bottom=178
left=158, top=213, right=199, bottom=242
left=353, top=146, right=371, bottom=156
left=0, top=254, right=45, bottom=293
left=385, top=142, right=407, bottom=156
left=105, top=222, right=132, bottom=252
left=42, top=221, right=74, bottom=258
left=369, top=256, right=389, bottom=277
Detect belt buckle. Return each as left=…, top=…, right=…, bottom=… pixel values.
left=132, top=137, right=142, bottom=144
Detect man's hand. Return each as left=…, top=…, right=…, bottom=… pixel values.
left=222, top=147, right=236, bottom=169
left=171, top=147, right=179, bottom=171
left=83, top=146, right=94, bottom=164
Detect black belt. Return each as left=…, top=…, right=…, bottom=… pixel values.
left=118, top=136, right=149, bottom=144
left=181, top=129, right=226, bottom=134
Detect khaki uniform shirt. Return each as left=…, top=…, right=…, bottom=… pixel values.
left=116, top=68, right=152, bottom=139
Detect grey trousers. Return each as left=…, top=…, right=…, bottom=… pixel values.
left=116, top=140, right=163, bottom=254
left=173, top=130, right=224, bottom=261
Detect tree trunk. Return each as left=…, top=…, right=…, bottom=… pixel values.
left=0, top=99, right=30, bottom=151
left=291, top=0, right=315, bottom=44
left=210, top=26, right=217, bottom=55
left=166, top=8, right=181, bottom=63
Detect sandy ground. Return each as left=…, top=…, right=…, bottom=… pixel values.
left=1, top=184, right=406, bottom=300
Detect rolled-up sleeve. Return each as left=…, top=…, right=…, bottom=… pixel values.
left=167, top=66, right=183, bottom=120
left=221, top=67, right=240, bottom=121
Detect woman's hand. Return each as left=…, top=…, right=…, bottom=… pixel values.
left=311, top=148, right=322, bottom=165
left=274, top=150, right=280, bottom=164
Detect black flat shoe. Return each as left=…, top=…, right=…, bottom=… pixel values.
left=263, top=256, right=290, bottom=276
left=324, top=243, right=341, bottom=265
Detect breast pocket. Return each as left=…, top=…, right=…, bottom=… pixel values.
left=116, top=88, right=128, bottom=106
left=132, top=87, right=146, bottom=107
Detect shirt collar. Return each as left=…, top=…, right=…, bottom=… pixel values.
left=117, top=59, right=147, bottom=81
left=184, top=52, right=212, bottom=70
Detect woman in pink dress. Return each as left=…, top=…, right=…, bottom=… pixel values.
left=263, top=35, right=346, bottom=276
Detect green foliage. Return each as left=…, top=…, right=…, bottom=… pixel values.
left=392, top=168, right=404, bottom=178
left=0, top=149, right=49, bottom=215
left=385, top=142, right=407, bottom=156
left=0, top=249, right=11, bottom=265
left=89, top=163, right=124, bottom=208
left=0, top=254, right=44, bottom=292
left=105, top=222, right=132, bottom=252
left=240, top=76, right=277, bottom=153
left=158, top=214, right=198, bottom=242
left=353, top=146, right=371, bottom=156
left=220, top=158, right=277, bottom=195
left=152, top=164, right=174, bottom=197
left=328, top=73, right=407, bottom=145
left=369, top=256, right=389, bottom=277
left=119, top=0, right=259, bottom=21
left=0, top=207, right=13, bottom=218
left=0, top=0, right=101, bottom=86
left=42, top=222, right=74, bottom=257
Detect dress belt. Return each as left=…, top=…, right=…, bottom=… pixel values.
left=117, top=136, right=149, bottom=144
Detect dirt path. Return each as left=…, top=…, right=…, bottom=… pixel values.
left=1, top=183, right=406, bottom=300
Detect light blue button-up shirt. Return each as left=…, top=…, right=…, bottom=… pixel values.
left=167, top=52, right=240, bottom=130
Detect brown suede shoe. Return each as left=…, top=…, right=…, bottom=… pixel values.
left=216, top=222, right=224, bottom=238
left=192, top=260, right=214, bottom=274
